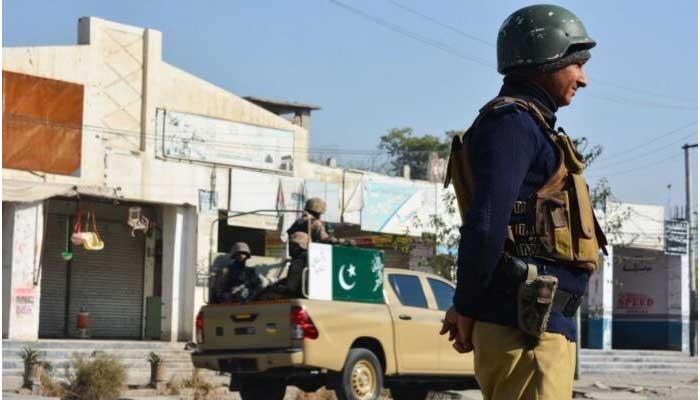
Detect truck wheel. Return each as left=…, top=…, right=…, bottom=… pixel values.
left=335, top=348, right=383, bottom=400
left=238, top=377, right=286, bottom=400
left=390, top=385, right=429, bottom=400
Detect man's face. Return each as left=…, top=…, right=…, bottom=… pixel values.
left=537, top=63, right=588, bottom=107
left=233, top=253, right=248, bottom=263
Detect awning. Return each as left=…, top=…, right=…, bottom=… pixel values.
left=2, top=179, right=76, bottom=202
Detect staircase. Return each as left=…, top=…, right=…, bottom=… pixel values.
left=580, top=349, right=698, bottom=375
left=2, top=339, right=229, bottom=390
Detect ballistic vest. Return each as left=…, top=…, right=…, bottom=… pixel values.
left=444, top=96, right=608, bottom=271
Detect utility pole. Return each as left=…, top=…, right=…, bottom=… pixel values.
left=683, top=143, right=697, bottom=356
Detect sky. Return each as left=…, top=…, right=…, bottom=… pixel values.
left=3, top=0, right=698, bottom=212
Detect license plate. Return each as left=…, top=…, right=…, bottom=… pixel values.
left=235, top=327, right=256, bottom=335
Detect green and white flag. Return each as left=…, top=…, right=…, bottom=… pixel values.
left=308, top=243, right=384, bottom=304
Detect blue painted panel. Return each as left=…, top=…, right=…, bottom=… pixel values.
left=587, top=319, right=603, bottom=349
left=613, top=320, right=682, bottom=350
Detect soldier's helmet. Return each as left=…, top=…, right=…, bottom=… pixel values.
left=497, top=4, right=595, bottom=74
left=304, top=198, right=326, bottom=214
left=231, top=242, right=251, bottom=258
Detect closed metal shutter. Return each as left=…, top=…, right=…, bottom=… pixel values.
left=39, top=214, right=69, bottom=338
left=40, top=212, right=145, bottom=339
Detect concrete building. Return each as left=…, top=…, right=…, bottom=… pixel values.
left=2, top=16, right=312, bottom=342
left=583, top=201, right=691, bottom=351
left=2, top=17, right=446, bottom=343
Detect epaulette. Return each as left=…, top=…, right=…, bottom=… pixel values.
left=478, top=96, right=551, bottom=130
left=482, top=101, right=522, bottom=118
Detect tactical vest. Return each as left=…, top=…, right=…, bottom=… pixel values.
left=444, top=96, right=608, bottom=271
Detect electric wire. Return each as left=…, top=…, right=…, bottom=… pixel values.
left=588, top=131, right=697, bottom=172
left=591, top=121, right=697, bottom=163
left=331, top=0, right=696, bottom=111
left=588, top=152, right=683, bottom=180
left=383, top=0, right=697, bottom=106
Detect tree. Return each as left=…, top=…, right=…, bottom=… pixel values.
left=378, top=127, right=451, bottom=180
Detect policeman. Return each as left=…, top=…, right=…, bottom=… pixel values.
left=440, top=5, right=607, bottom=400
left=219, top=242, right=262, bottom=302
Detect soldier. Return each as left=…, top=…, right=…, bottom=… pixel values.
left=217, top=242, right=262, bottom=303
left=440, top=5, right=607, bottom=400
left=284, top=198, right=353, bottom=297
left=287, top=198, right=341, bottom=254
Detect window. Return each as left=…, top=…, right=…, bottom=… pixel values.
left=428, top=278, right=455, bottom=311
left=389, top=274, right=427, bottom=308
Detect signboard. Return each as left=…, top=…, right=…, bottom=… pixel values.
left=308, top=243, right=384, bottom=304
left=613, top=248, right=668, bottom=316
left=198, top=190, right=218, bottom=214
left=361, top=178, right=437, bottom=236
left=156, top=109, right=294, bottom=172
left=664, top=219, right=688, bottom=255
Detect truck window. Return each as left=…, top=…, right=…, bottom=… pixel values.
left=388, top=274, right=427, bottom=308
left=428, top=278, right=455, bottom=311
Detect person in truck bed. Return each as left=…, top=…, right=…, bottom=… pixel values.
left=285, top=198, right=354, bottom=296
left=212, top=242, right=262, bottom=303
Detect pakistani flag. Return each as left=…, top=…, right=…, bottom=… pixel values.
left=308, top=243, right=384, bottom=304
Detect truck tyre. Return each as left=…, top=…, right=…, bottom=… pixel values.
left=238, top=377, right=286, bottom=400
left=390, top=385, right=429, bottom=400
left=335, top=348, right=383, bottom=400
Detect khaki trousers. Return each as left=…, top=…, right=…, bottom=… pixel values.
left=472, top=321, right=576, bottom=400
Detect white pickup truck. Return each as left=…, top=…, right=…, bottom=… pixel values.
left=192, top=246, right=475, bottom=400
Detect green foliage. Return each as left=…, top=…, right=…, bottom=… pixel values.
left=378, top=127, right=451, bottom=180
left=572, top=137, right=603, bottom=169
left=66, top=353, right=127, bottom=400
left=20, top=347, right=41, bottom=364
left=147, top=352, right=161, bottom=365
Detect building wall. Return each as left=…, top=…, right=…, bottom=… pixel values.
left=612, top=246, right=686, bottom=350
left=3, top=17, right=310, bottom=208
left=3, top=17, right=313, bottom=341
left=603, top=201, right=665, bottom=250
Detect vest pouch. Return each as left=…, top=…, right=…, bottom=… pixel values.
left=535, top=191, right=574, bottom=261
left=569, top=174, right=600, bottom=270
left=553, top=135, right=585, bottom=174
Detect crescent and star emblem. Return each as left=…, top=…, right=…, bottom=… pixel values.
left=338, top=264, right=357, bottom=291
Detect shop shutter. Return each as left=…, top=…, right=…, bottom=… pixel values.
left=67, top=218, right=144, bottom=339
left=38, top=213, right=69, bottom=338
left=40, top=213, right=144, bottom=339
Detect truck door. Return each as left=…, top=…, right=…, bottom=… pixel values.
left=387, top=273, right=441, bottom=374
left=426, top=277, right=474, bottom=374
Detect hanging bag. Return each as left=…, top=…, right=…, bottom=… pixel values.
left=82, top=212, right=105, bottom=251
left=71, top=211, right=90, bottom=245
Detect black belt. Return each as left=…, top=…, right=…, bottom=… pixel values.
left=552, top=289, right=582, bottom=318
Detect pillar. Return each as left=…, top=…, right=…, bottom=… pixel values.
left=2, top=201, right=44, bottom=340
left=161, top=205, right=196, bottom=342
left=587, top=245, right=613, bottom=349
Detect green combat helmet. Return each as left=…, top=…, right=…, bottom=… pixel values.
left=305, top=198, right=327, bottom=214
left=497, top=4, right=596, bottom=74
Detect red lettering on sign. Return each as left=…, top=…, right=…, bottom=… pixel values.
left=617, top=292, right=654, bottom=309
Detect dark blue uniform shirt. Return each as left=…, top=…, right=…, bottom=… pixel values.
left=453, top=76, right=590, bottom=342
